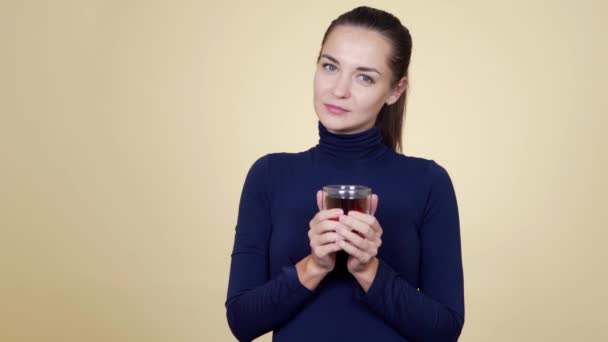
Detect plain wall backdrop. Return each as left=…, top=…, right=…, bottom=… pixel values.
left=1, top=0, right=606, bottom=341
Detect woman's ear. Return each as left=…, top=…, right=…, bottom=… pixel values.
left=386, top=76, right=408, bottom=105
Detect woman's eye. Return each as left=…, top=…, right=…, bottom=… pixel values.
left=322, top=63, right=337, bottom=71
left=358, top=74, right=374, bottom=84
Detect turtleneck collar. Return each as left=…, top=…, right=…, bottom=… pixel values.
left=315, top=121, right=389, bottom=161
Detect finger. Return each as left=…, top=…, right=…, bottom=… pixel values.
left=310, top=208, right=344, bottom=225
left=339, top=214, right=374, bottom=239
left=370, top=194, right=379, bottom=216
left=313, top=219, right=345, bottom=235
left=346, top=211, right=381, bottom=234
left=314, top=242, right=342, bottom=259
left=336, top=239, right=368, bottom=262
left=315, top=232, right=340, bottom=246
left=335, top=225, right=368, bottom=249
left=316, top=190, right=323, bottom=211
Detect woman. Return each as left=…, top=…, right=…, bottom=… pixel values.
left=226, top=6, right=464, bottom=341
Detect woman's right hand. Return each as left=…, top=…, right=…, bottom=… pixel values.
left=295, top=190, right=343, bottom=290
left=308, top=190, right=344, bottom=272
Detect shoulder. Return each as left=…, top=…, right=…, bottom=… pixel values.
left=245, top=150, right=311, bottom=178
left=424, top=159, right=452, bottom=182
left=418, top=159, right=457, bottom=200
left=390, top=152, right=454, bottom=186
left=389, top=152, right=440, bottom=174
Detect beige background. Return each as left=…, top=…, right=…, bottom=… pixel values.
left=1, top=0, right=606, bottom=341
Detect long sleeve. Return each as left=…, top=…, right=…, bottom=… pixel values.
left=356, top=161, right=465, bottom=341
left=225, top=155, right=316, bottom=342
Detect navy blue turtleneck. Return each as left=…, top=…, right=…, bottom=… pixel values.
left=226, top=122, right=465, bottom=341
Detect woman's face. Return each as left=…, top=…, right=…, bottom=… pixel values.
left=313, top=25, right=404, bottom=134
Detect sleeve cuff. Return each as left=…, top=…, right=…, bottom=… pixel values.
left=354, top=257, right=396, bottom=302
left=282, top=265, right=315, bottom=296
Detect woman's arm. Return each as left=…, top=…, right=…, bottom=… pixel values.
left=225, top=155, right=316, bottom=342
left=356, top=161, right=465, bottom=341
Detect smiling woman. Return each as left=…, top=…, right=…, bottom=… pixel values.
left=226, top=6, right=465, bottom=342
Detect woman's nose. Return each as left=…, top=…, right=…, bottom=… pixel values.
left=331, top=75, right=351, bottom=98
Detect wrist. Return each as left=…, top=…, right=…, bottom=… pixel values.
left=351, top=257, right=379, bottom=293
left=295, top=255, right=329, bottom=291
left=307, top=256, right=331, bottom=276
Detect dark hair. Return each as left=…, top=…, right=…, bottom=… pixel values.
left=316, top=6, right=413, bottom=152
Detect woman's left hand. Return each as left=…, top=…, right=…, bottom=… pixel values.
left=335, top=194, right=382, bottom=275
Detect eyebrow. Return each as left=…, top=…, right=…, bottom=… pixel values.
left=319, top=54, right=382, bottom=75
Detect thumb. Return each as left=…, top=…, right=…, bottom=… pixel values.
left=370, top=194, right=379, bottom=216
left=316, top=190, right=323, bottom=211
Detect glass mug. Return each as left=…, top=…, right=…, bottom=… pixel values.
left=322, top=185, right=372, bottom=217
left=321, top=185, right=372, bottom=270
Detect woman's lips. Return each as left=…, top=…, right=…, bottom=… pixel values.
left=324, top=104, right=350, bottom=114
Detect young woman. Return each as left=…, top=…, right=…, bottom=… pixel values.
left=226, top=6, right=465, bottom=341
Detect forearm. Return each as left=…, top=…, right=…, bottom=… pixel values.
left=357, top=258, right=464, bottom=341
left=226, top=264, right=315, bottom=341
left=226, top=255, right=330, bottom=341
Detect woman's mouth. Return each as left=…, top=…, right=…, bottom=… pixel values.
left=324, top=104, right=350, bottom=114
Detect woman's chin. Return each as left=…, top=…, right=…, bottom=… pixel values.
left=318, top=116, right=347, bottom=132
left=317, top=111, right=371, bottom=134
left=321, top=121, right=361, bottom=135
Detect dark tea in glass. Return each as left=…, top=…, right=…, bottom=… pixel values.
left=322, top=185, right=372, bottom=272
left=322, top=185, right=372, bottom=217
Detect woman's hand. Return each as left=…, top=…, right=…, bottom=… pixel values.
left=335, top=194, right=383, bottom=290
left=295, top=190, right=344, bottom=290
left=307, top=190, right=345, bottom=272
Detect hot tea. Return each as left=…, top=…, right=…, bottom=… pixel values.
left=323, top=185, right=371, bottom=217
left=324, top=196, right=369, bottom=219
